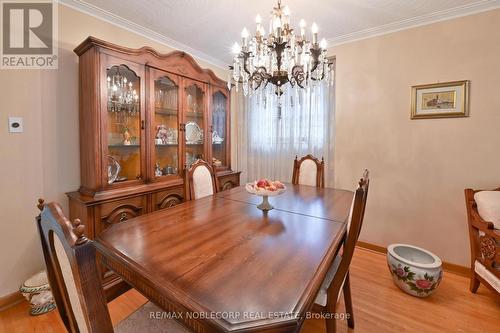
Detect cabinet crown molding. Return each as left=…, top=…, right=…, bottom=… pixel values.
left=74, top=36, right=228, bottom=88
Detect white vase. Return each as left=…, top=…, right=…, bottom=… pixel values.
left=387, top=244, right=443, bottom=297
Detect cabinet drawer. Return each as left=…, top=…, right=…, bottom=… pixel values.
left=153, top=186, right=184, bottom=211
left=99, top=195, right=147, bottom=229
left=217, top=172, right=241, bottom=192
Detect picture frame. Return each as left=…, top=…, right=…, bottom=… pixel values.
left=411, top=80, right=470, bottom=119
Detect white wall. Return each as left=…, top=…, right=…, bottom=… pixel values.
left=330, top=8, right=500, bottom=266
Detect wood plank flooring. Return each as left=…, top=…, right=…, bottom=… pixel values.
left=1, top=248, right=498, bottom=333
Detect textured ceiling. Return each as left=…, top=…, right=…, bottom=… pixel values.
left=63, top=0, right=500, bottom=67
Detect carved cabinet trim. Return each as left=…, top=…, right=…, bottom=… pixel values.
left=158, top=194, right=183, bottom=210
left=216, top=171, right=241, bottom=193
left=101, top=203, right=144, bottom=225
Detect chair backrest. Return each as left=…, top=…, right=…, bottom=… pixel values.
left=326, top=170, right=370, bottom=306
left=292, top=154, right=325, bottom=188
left=36, top=199, right=113, bottom=333
left=186, top=159, right=217, bottom=200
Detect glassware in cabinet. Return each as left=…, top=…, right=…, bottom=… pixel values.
left=105, top=64, right=143, bottom=185
left=184, top=81, right=206, bottom=168
left=211, top=90, right=228, bottom=169
left=152, top=72, right=181, bottom=180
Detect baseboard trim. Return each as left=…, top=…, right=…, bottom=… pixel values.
left=356, top=241, right=471, bottom=278
left=0, top=291, right=25, bottom=311
left=357, top=241, right=387, bottom=254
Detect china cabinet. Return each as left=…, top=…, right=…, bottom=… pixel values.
left=66, top=37, right=240, bottom=299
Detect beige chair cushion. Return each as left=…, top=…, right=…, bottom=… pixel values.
left=115, top=302, right=191, bottom=333
left=192, top=165, right=214, bottom=199
left=53, top=234, right=89, bottom=333
left=298, top=159, right=318, bottom=187
left=474, top=191, right=500, bottom=229
left=474, top=261, right=500, bottom=293
left=314, top=255, right=342, bottom=307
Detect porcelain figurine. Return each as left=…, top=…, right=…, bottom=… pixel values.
left=122, top=127, right=131, bottom=145
left=156, top=124, right=169, bottom=144
left=155, top=163, right=163, bottom=177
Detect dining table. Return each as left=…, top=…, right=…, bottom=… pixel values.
left=94, top=184, right=354, bottom=333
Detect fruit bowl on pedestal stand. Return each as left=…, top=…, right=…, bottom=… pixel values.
left=245, top=180, right=286, bottom=211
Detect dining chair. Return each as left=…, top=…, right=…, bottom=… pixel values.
left=314, top=169, right=370, bottom=333
left=35, top=199, right=191, bottom=333
left=186, top=159, right=218, bottom=200
left=292, top=154, right=325, bottom=188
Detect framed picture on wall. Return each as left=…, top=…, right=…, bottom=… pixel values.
left=411, top=80, right=470, bottom=119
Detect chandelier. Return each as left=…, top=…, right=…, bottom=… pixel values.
left=230, top=0, right=333, bottom=98
left=106, top=68, right=139, bottom=117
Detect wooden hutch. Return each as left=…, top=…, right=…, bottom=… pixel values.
left=67, top=37, right=240, bottom=298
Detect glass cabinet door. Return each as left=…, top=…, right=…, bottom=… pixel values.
left=106, top=64, right=143, bottom=185
left=211, top=90, right=228, bottom=169
left=152, top=72, right=180, bottom=180
left=184, top=81, right=206, bottom=168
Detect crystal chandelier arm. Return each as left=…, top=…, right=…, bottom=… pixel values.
left=309, top=47, right=322, bottom=74
left=250, top=66, right=271, bottom=90
left=290, top=65, right=306, bottom=88
left=241, top=52, right=252, bottom=75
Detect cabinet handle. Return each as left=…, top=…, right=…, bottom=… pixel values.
left=210, top=125, right=214, bottom=133
left=141, top=120, right=145, bottom=130
left=119, top=212, right=128, bottom=223
left=136, top=174, right=143, bottom=180
left=180, top=123, right=185, bottom=132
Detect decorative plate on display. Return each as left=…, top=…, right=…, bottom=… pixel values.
left=185, top=121, right=203, bottom=144
left=107, top=156, right=121, bottom=184
left=245, top=179, right=286, bottom=211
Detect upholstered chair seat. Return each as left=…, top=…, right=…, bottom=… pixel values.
left=314, top=255, right=342, bottom=307
left=192, top=165, right=215, bottom=199
left=36, top=200, right=192, bottom=333
left=292, top=154, right=325, bottom=188
left=115, top=302, right=190, bottom=333
left=474, top=261, right=500, bottom=293
left=313, top=170, right=370, bottom=333
left=186, top=159, right=218, bottom=200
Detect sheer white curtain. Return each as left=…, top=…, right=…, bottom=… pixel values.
left=235, top=77, right=335, bottom=186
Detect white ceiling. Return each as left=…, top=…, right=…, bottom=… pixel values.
left=62, top=0, right=500, bottom=68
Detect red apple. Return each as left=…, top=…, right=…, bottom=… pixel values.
left=256, top=179, right=267, bottom=188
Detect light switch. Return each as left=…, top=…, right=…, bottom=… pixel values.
left=8, top=117, right=23, bottom=133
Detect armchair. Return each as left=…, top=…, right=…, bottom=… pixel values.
left=464, top=188, right=500, bottom=297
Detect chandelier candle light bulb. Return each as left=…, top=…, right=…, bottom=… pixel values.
left=320, top=38, right=327, bottom=50
left=311, top=23, right=318, bottom=44
left=232, top=42, right=241, bottom=55
left=300, top=19, right=306, bottom=38
left=229, top=0, right=333, bottom=97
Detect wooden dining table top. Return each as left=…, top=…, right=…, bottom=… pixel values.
left=94, top=184, right=354, bottom=333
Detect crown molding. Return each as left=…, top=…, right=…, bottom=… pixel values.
left=60, top=0, right=500, bottom=66
left=327, top=0, right=500, bottom=47
left=59, top=0, right=227, bottom=70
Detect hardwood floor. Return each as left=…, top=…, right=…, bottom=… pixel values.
left=1, top=248, right=498, bottom=333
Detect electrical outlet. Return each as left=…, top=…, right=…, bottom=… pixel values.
left=8, top=117, right=23, bottom=133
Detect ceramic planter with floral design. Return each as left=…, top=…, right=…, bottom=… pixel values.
left=387, top=244, right=443, bottom=297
